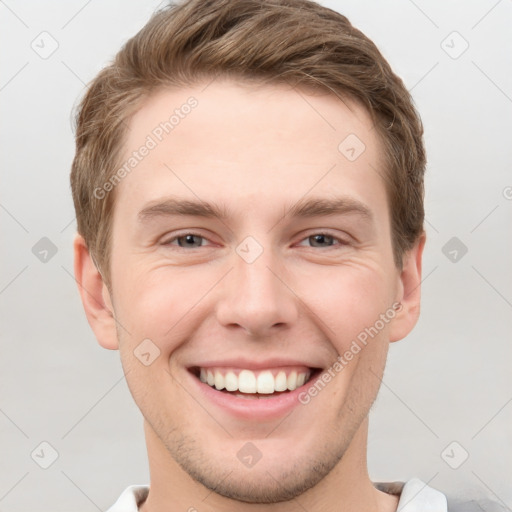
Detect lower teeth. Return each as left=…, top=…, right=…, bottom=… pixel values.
left=221, top=389, right=288, bottom=399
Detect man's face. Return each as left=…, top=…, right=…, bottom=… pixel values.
left=104, top=79, right=409, bottom=502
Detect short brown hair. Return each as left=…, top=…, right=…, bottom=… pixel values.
left=70, top=0, right=426, bottom=289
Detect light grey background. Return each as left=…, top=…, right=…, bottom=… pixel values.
left=1, top=0, right=511, bottom=510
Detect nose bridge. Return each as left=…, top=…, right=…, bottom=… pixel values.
left=215, top=239, right=298, bottom=336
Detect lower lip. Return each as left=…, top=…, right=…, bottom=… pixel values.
left=187, top=370, right=318, bottom=421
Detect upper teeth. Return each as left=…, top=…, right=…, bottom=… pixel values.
left=199, top=368, right=311, bottom=394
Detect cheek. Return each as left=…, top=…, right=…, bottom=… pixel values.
left=112, top=262, right=217, bottom=359
left=300, top=264, right=393, bottom=350
left=119, top=346, right=196, bottom=428
left=113, top=261, right=181, bottom=327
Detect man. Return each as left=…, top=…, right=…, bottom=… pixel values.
left=70, top=0, right=493, bottom=510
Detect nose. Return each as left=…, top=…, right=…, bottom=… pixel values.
left=215, top=244, right=299, bottom=338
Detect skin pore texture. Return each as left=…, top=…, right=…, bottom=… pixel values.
left=74, top=78, right=425, bottom=512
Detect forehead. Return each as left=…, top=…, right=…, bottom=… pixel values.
left=113, top=79, right=387, bottom=221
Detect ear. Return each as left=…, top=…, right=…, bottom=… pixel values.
left=389, top=231, right=426, bottom=343
left=73, top=233, right=119, bottom=350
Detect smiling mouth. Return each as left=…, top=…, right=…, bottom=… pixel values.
left=188, top=366, right=322, bottom=399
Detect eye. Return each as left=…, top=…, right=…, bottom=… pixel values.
left=162, top=233, right=210, bottom=248
left=161, top=231, right=349, bottom=250
left=297, top=232, right=348, bottom=249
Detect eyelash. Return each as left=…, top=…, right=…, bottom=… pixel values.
left=161, top=231, right=350, bottom=250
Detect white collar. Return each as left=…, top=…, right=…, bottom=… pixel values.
left=106, top=478, right=447, bottom=511
left=375, top=478, right=447, bottom=511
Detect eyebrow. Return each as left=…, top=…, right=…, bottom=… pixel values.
left=137, top=196, right=373, bottom=224
left=286, top=196, right=372, bottom=221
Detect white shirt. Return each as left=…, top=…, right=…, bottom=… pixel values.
left=106, top=477, right=448, bottom=511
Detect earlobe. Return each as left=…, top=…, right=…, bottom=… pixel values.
left=73, top=233, right=119, bottom=350
left=389, top=231, right=426, bottom=343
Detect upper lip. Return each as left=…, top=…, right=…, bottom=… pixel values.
left=187, top=357, right=324, bottom=372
